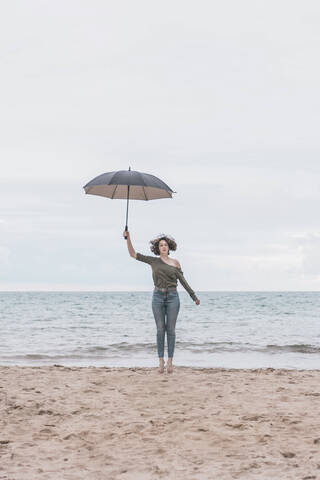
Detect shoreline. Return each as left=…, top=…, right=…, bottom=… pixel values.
left=0, top=366, right=320, bottom=374
left=1, top=366, right=320, bottom=479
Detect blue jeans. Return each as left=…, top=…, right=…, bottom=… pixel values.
left=151, top=289, right=180, bottom=358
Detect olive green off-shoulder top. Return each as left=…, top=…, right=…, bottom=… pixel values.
left=136, top=253, right=198, bottom=302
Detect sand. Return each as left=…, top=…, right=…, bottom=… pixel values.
left=1, top=365, right=320, bottom=480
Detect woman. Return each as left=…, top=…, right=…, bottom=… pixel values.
left=123, top=230, right=200, bottom=374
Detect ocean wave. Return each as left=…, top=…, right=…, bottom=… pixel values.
left=1, top=342, right=319, bottom=362
left=265, top=344, right=320, bottom=354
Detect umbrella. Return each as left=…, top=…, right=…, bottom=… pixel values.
left=83, top=167, right=176, bottom=239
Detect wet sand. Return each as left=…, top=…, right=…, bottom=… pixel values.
left=1, top=365, right=320, bottom=479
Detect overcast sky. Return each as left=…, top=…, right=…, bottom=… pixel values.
left=1, top=1, right=320, bottom=291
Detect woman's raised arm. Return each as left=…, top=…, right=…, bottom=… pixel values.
left=123, top=230, right=137, bottom=258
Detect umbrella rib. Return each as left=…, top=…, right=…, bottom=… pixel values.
left=142, top=186, right=148, bottom=201
left=111, top=184, right=118, bottom=199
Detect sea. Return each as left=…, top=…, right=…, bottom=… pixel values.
left=0, top=291, right=319, bottom=369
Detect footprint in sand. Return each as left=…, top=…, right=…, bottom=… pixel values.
left=280, top=451, right=296, bottom=458
left=225, top=423, right=246, bottom=430
left=242, top=415, right=265, bottom=422
left=37, top=409, right=54, bottom=415
left=63, top=433, right=78, bottom=440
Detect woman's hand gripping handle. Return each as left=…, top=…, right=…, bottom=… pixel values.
left=123, top=230, right=136, bottom=259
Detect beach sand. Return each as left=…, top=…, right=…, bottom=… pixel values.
left=1, top=365, right=320, bottom=480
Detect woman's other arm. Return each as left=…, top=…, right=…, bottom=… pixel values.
left=123, top=230, right=137, bottom=259
left=174, top=260, right=200, bottom=305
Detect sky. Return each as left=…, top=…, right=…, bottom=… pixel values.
left=1, top=0, right=320, bottom=291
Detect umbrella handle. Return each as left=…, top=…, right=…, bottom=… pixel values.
left=124, top=185, right=130, bottom=240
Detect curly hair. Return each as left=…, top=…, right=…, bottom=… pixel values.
left=149, top=233, right=177, bottom=256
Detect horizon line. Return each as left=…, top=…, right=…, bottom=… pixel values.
left=1, top=290, right=319, bottom=293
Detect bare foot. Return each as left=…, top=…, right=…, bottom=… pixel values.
left=167, top=362, right=173, bottom=374
left=158, top=359, right=164, bottom=374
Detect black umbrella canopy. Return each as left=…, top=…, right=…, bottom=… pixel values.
left=83, top=167, right=176, bottom=239
left=83, top=168, right=175, bottom=200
